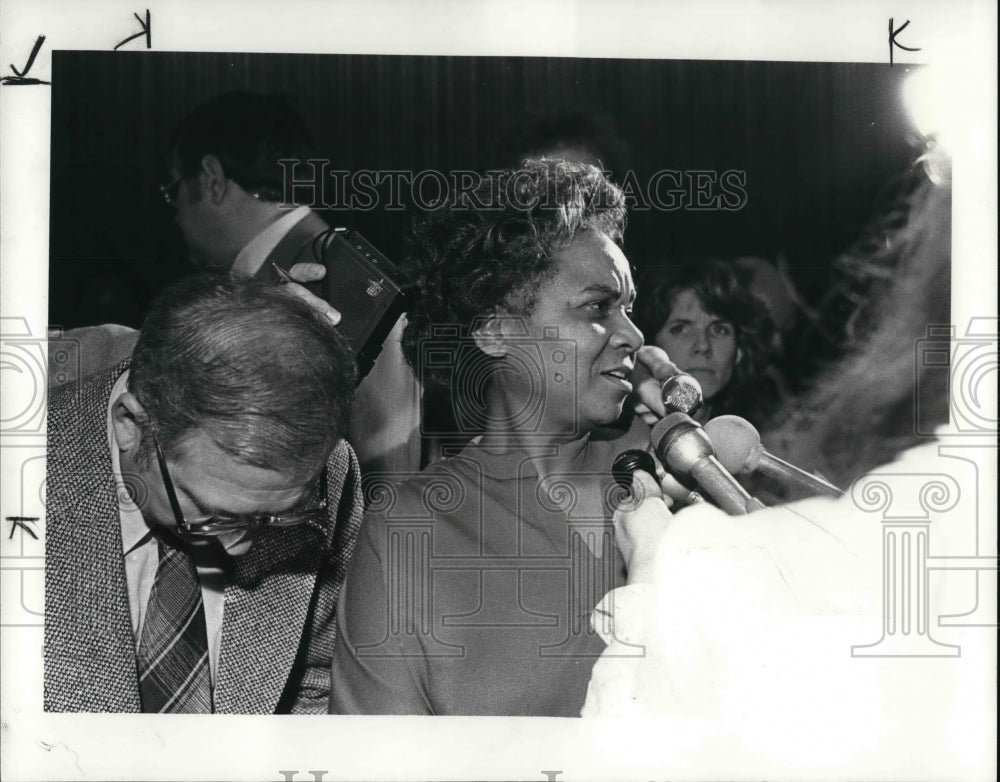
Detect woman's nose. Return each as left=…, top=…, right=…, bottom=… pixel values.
left=614, top=312, right=644, bottom=352
left=691, top=331, right=712, bottom=355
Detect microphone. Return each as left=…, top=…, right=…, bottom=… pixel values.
left=651, top=413, right=766, bottom=516
left=611, top=450, right=658, bottom=494
left=612, top=449, right=707, bottom=508
left=660, top=372, right=704, bottom=415
left=703, top=415, right=843, bottom=499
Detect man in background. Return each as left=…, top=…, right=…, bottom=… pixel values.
left=164, top=91, right=325, bottom=273
left=53, top=91, right=421, bottom=477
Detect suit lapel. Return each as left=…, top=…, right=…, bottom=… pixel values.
left=45, top=361, right=141, bottom=711
left=213, top=522, right=327, bottom=714
left=212, top=440, right=355, bottom=714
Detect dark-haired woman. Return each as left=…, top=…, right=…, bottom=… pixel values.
left=635, top=259, right=782, bottom=427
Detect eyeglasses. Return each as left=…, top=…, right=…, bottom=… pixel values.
left=151, top=432, right=327, bottom=536
left=159, top=175, right=183, bottom=208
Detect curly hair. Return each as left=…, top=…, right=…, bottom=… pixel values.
left=635, top=259, right=780, bottom=424
left=401, top=158, right=627, bottom=390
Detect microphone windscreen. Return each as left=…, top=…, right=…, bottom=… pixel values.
left=660, top=373, right=703, bottom=415
left=650, top=411, right=692, bottom=453
left=703, top=415, right=761, bottom=474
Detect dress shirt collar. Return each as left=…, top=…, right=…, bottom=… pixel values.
left=231, top=204, right=313, bottom=277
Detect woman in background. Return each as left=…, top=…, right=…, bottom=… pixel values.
left=635, top=259, right=782, bottom=427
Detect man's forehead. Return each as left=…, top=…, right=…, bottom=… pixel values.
left=170, top=462, right=317, bottom=520
left=169, top=429, right=316, bottom=491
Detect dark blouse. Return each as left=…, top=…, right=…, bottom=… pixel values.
left=330, top=421, right=648, bottom=716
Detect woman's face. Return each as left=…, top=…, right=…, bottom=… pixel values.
left=654, top=289, right=740, bottom=401
left=492, top=230, right=644, bottom=437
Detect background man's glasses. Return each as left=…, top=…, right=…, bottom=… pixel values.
left=152, top=432, right=327, bottom=536
left=159, top=175, right=182, bottom=207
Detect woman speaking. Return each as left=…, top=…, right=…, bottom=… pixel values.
left=329, top=158, right=661, bottom=716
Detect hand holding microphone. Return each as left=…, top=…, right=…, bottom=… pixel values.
left=612, top=449, right=705, bottom=508
left=630, top=353, right=762, bottom=514
left=611, top=467, right=673, bottom=585
left=703, top=415, right=843, bottom=499
left=631, top=346, right=689, bottom=424
left=651, top=413, right=766, bottom=515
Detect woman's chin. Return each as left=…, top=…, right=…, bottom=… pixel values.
left=581, top=400, right=631, bottom=433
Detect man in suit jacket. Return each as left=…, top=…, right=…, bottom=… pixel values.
left=160, top=90, right=421, bottom=476
left=163, top=91, right=323, bottom=273
left=44, top=274, right=363, bottom=713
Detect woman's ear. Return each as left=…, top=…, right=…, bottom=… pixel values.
left=111, top=392, right=147, bottom=454
left=471, top=312, right=510, bottom=358
left=735, top=347, right=745, bottom=365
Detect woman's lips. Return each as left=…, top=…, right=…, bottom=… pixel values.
left=601, top=369, right=633, bottom=392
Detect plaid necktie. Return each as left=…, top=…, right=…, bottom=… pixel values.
left=136, top=539, right=213, bottom=713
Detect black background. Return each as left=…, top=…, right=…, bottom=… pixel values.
left=49, top=51, right=922, bottom=378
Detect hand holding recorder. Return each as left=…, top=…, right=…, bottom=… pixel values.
left=272, top=262, right=343, bottom=326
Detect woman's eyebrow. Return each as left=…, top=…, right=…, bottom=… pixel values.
left=579, top=283, right=620, bottom=296
left=580, top=283, right=638, bottom=303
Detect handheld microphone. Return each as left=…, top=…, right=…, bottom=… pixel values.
left=703, top=415, right=843, bottom=499
left=660, top=372, right=704, bottom=415
left=611, top=450, right=658, bottom=494
left=651, top=413, right=766, bottom=516
left=612, top=449, right=707, bottom=508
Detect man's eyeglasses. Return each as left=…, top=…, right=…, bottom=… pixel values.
left=159, top=175, right=183, bottom=208
left=151, top=432, right=327, bottom=536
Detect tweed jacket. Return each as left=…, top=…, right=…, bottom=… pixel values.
left=44, top=360, right=364, bottom=713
